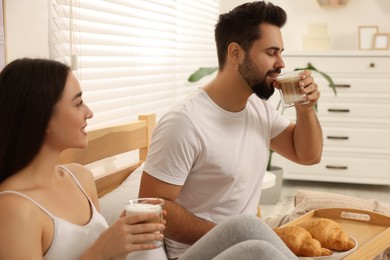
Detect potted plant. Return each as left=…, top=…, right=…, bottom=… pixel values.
left=188, top=64, right=336, bottom=204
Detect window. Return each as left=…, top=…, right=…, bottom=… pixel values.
left=49, top=0, right=218, bottom=129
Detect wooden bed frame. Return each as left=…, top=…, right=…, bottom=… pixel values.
left=58, top=114, right=156, bottom=197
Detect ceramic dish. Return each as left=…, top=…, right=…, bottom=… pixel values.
left=298, top=237, right=358, bottom=260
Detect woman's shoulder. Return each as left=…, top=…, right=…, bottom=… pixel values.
left=60, top=163, right=95, bottom=183
left=60, top=163, right=98, bottom=203
left=0, top=188, right=51, bottom=258
left=0, top=189, right=43, bottom=225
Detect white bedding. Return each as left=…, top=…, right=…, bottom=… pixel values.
left=98, top=163, right=168, bottom=260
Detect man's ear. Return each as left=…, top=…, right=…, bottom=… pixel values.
left=227, top=42, right=244, bottom=66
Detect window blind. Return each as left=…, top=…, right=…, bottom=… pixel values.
left=49, top=0, right=219, bottom=129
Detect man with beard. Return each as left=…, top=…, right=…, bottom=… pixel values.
left=139, top=1, right=323, bottom=259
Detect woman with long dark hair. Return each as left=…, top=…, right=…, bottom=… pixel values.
left=0, top=58, right=165, bottom=259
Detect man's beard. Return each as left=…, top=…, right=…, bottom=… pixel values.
left=238, top=56, right=276, bottom=100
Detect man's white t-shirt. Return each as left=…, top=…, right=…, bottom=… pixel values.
left=143, top=89, right=290, bottom=258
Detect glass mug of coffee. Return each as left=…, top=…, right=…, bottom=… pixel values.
left=124, top=198, right=165, bottom=247
left=277, top=70, right=309, bottom=108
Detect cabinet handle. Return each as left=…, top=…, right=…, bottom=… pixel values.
left=369, top=62, right=375, bottom=68
left=327, top=136, right=349, bottom=140
left=334, top=84, right=351, bottom=88
left=327, top=108, right=350, bottom=113
left=326, top=165, right=348, bottom=170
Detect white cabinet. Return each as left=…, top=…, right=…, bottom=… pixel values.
left=274, top=51, right=390, bottom=185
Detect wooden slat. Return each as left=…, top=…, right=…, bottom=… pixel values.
left=139, top=114, right=156, bottom=161
left=95, top=162, right=143, bottom=197
left=59, top=121, right=147, bottom=165
left=58, top=114, right=155, bottom=197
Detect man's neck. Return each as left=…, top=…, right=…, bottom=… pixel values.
left=203, top=72, right=252, bottom=112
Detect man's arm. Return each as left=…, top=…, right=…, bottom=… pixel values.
left=138, top=171, right=216, bottom=245
left=271, top=70, right=323, bottom=165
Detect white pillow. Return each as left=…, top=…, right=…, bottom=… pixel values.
left=265, top=189, right=389, bottom=228
left=98, top=163, right=144, bottom=226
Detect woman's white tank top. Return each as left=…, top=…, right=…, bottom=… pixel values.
left=0, top=166, right=109, bottom=260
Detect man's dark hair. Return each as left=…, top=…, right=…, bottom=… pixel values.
left=215, top=1, right=287, bottom=69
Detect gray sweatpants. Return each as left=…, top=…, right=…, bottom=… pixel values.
left=179, top=214, right=297, bottom=260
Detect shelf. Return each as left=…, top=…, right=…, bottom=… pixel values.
left=317, top=0, right=349, bottom=8
left=283, top=50, right=390, bottom=57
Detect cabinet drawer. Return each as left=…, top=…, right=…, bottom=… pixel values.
left=283, top=56, right=390, bottom=75
left=323, top=126, right=390, bottom=150
left=283, top=101, right=390, bottom=121
left=282, top=154, right=390, bottom=185
left=317, top=102, right=390, bottom=120
left=318, top=77, right=390, bottom=97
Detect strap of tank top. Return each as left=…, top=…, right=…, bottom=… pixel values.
left=0, top=190, right=55, bottom=218
left=57, top=165, right=92, bottom=203
left=0, top=166, right=93, bottom=218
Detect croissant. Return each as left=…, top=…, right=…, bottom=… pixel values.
left=274, top=226, right=332, bottom=257
left=298, top=218, right=355, bottom=251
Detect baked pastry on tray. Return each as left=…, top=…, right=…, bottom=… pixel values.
left=298, top=218, right=356, bottom=251
left=274, top=225, right=332, bottom=257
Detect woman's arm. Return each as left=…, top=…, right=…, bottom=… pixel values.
left=0, top=195, right=45, bottom=259
left=80, top=213, right=165, bottom=259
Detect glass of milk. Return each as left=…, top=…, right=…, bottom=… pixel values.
left=124, top=198, right=165, bottom=247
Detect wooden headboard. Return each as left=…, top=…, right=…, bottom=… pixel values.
left=58, top=114, right=156, bottom=197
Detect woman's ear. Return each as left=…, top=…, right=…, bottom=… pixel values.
left=227, top=42, right=244, bottom=66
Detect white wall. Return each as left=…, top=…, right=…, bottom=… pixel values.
left=5, top=0, right=49, bottom=63
left=0, top=2, right=5, bottom=69
left=220, top=0, right=390, bottom=50
left=4, top=0, right=390, bottom=62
